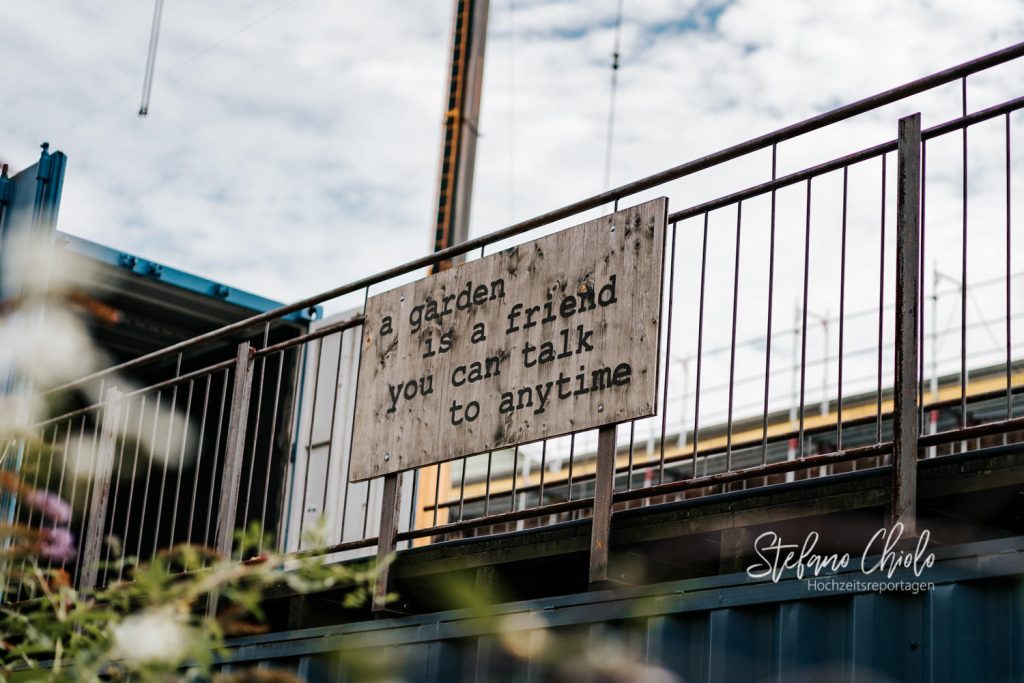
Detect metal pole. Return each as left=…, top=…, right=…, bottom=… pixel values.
left=820, top=311, right=829, bottom=417
left=930, top=261, right=939, bottom=457
left=891, top=113, right=922, bottom=535
left=213, top=343, right=256, bottom=560
left=79, top=388, right=123, bottom=591
left=786, top=301, right=799, bottom=482
left=677, top=358, right=689, bottom=450
left=588, top=424, right=617, bottom=588
left=373, top=471, right=403, bottom=613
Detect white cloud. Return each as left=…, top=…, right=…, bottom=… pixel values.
left=2, top=0, right=1022, bottom=430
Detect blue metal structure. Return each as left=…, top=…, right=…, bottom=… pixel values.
left=58, top=232, right=318, bottom=325
left=222, top=535, right=1024, bottom=682
left=0, top=142, right=319, bottom=325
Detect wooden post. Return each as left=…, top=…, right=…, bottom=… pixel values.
left=588, top=424, right=617, bottom=588
left=372, top=471, right=403, bottom=613
left=80, top=387, right=122, bottom=591
left=891, top=113, right=922, bottom=535
left=214, top=343, right=256, bottom=560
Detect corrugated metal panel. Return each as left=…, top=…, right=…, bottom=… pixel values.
left=224, top=537, right=1024, bottom=682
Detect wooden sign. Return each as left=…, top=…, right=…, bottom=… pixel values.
left=349, top=198, right=667, bottom=482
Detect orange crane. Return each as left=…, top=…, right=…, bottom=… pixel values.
left=415, top=0, right=491, bottom=537
left=431, top=0, right=490, bottom=273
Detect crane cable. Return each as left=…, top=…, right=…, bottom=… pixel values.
left=139, top=0, right=166, bottom=116
left=603, top=0, right=624, bottom=191
left=137, top=0, right=296, bottom=118
left=508, top=0, right=516, bottom=224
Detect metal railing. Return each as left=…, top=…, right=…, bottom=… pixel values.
left=5, top=43, right=1024, bottom=600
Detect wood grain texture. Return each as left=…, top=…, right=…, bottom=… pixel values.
left=350, top=198, right=667, bottom=482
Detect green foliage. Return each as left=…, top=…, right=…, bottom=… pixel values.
left=0, top=524, right=377, bottom=682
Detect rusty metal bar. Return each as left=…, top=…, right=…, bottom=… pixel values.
left=918, top=416, right=1024, bottom=448
left=588, top=424, right=617, bottom=588
left=213, top=343, right=256, bottom=560
left=80, top=388, right=123, bottom=591
left=891, top=113, right=922, bottom=534
left=394, top=442, right=893, bottom=543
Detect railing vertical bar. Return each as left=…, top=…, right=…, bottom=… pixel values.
left=919, top=142, right=928, bottom=435
left=276, top=343, right=306, bottom=549
left=509, top=446, right=520, bottom=514
left=186, top=376, right=212, bottom=554
left=168, top=380, right=194, bottom=547
left=691, top=212, right=710, bottom=478
left=458, top=456, right=468, bottom=523
left=13, top=432, right=44, bottom=597
left=242, top=348, right=270, bottom=537
left=136, top=393, right=159, bottom=565
left=101, top=397, right=132, bottom=586
left=260, top=351, right=285, bottom=551
left=47, top=419, right=74, bottom=575
left=39, top=426, right=59, bottom=532
left=1006, top=112, right=1013, bottom=422
left=432, top=462, right=443, bottom=527
left=152, top=357, right=181, bottom=558
left=203, top=369, right=230, bottom=551
left=538, top=441, right=547, bottom=504
left=119, top=395, right=146, bottom=581
left=798, top=180, right=813, bottom=459
left=22, top=428, right=44, bottom=536
left=658, top=220, right=678, bottom=484
left=297, top=338, right=325, bottom=546
left=74, top=397, right=104, bottom=586
left=626, top=421, right=635, bottom=492
left=961, top=77, right=969, bottom=431
left=725, top=203, right=743, bottom=470
left=483, top=452, right=493, bottom=516
left=838, top=167, right=849, bottom=451
left=318, top=334, right=346, bottom=525
left=762, top=144, right=779, bottom=465
left=877, top=154, right=888, bottom=443
left=567, top=434, right=576, bottom=502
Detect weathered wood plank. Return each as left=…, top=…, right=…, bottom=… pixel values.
left=588, top=423, right=617, bottom=587
left=351, top=198, right=668, bottom=482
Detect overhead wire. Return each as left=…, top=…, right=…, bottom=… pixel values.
left=508, top=0, right=516, bottom=224
left=58, top=0, right=297, bottom=133
left=603, top=0, right=624, bottom=191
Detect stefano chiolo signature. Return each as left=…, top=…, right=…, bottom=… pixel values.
left=746, top=523, right=936, bottom=583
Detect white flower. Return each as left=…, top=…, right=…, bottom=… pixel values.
left=0, top=229, right=102, bottom=299
left=0, top=305, right=103, bottom=389
left=0, top=394, right=42, bottom=439
left=110, top=608, right=193, bottom=664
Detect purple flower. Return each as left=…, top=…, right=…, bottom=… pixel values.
left=25, top=490, right=72, bottom=524
left=39, top=527, right=76, bottom=562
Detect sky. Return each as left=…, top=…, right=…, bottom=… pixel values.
left=2, top=0, right=1023, bottom=439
